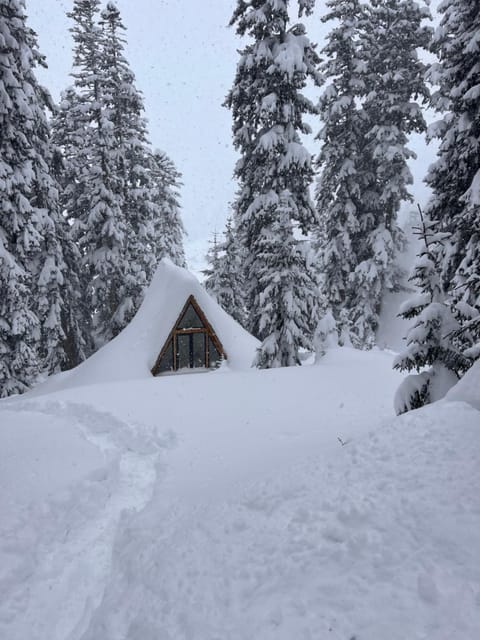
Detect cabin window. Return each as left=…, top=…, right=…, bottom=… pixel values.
left=176, top=334, right=191, bottom=369
left=178, top=304, right=203, bottom=329
left=192, top=332, right=205, bottom=368
left=156, top=341, right=174, bottom=373
left=208, top=337, right=222, bottom=368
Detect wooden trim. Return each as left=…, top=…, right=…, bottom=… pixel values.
left=151, top=295, right=227, bottom=376
left=205, top=331, right=209, bottom=369
left=176, top=327, right=206, bottom=334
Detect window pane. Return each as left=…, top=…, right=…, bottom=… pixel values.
left=156, top=340, right=173, bottom=374
left=176, top=334, right=191, bottom=369
left=178, top=303, right=204, bottom=329
left=208, top=338, right=222, bottom=368
left=192, top=332, right=206, bottom=368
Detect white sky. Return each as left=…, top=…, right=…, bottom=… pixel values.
left=27, top=0, right=440, bottom=273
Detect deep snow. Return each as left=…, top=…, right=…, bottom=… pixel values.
left=1, top=346, right=479, bottom=640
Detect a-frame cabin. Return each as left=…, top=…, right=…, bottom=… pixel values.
left=151, top=295, right=226, bottom=375
left=35, top=260, right=259, bottom=393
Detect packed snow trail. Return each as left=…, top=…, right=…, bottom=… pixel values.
left=75, top=401, right=480, bottom=640
left=0, top=401, right=174, bottom=640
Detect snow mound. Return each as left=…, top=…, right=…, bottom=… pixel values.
left=446, top=360, right=480, bottom=411
left=34, top=259, right=259, bottom=394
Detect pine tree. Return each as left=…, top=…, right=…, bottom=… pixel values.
left=99, top=2, right=160, bottom=324
left=313, top=310, right=338, bottom=361
left=59, top=0, right=127, bottom=349
left=54, top=3, right=186, bottom=346
left=0, top=0, right=68, bottom=396
left=203, top=220, right=247, bottom=327
left=393, top=212, right=465, bottom=414
left=203, top=232, right=222, bottom=298
left=150, top=149, right=186, bottom=267
left=254, top=198, right=319, bottom=367
left=50, top=123, right=89, bottom=369
left=54, top=3, right=186, bottom=347
left=225, top=0, right=320, bottom=367
left=314, top=0, right=366, bottom=345
left=57, top=234, right=89, bottom=370
left=216, top=218, right=247, bottom=327
left=350, top=0, right=431, bottom=347
left=425, top=0, right=480, bottom=363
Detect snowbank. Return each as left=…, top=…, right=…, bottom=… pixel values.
left=33, top=259, right=258, bottom=394
left=446, top=360, right=480, bottom=410
left=1, top=347, right=479, bottom=639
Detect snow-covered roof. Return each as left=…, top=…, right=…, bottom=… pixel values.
left=35, top=259, right=259, bottom=393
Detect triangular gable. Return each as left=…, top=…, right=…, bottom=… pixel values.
left=151, top=295, right=227, bottom=375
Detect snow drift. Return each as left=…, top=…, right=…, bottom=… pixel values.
left=446, top=359, right=480, bottom=411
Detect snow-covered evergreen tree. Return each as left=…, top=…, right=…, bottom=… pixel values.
left=253, top=196, right=320, bottom=367
left=54, top=3, right=186, bottom=348
left=0, top=0, right=69, bottom=395
left=203, top=232, right=222, bottom=298
left=314, top=0, right=366, bottom=345
left=394, top=213, right=464, bottom=414
left=216, top=218, right=247, bottom=327
left=425, top=0, right=480, bottom=363
left=59, top=0, right=127, bottom=349
left=203, top=219, right=247, bottom=327
left=150, top=149, right=186, bottom=267
left=99, top=2, right=160, bottom=324
left=313, top=310, right=338, bottom=361
left=225, top=0, right=320, bottom=367
left=51, top=87, right=86, bottom=223
left=50, top=126, right=89, bottom=369
left=350, top=0, right=431, bottom=347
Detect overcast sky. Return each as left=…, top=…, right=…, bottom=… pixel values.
left=27, top=0, right=440, bottom=273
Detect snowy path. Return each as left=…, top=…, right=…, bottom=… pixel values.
left=0, top=401, right=172, bottom=640
left=79, top=401, right=480, bottom=640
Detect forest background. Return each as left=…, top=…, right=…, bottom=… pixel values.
left=29, top=0, right=440, bottom=274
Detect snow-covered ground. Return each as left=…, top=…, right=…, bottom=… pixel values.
left=1, top=348, right=479, bottom=640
